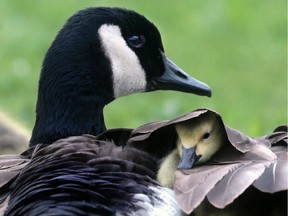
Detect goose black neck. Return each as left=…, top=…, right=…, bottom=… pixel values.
left=29, top=99, right=107, bottom=147
left=29, top=61, right=113, bottom=147
left=29, top=16, right=114, bottom=147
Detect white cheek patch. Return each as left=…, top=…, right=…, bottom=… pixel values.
left=98, top=24, right=147, bottom=98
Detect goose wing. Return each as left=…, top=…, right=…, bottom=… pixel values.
left=175, top=122, right=287, bottom=214
left=0, top=151, right=31, bottom=215
left=253, top=126, right=288, bottom=193
left=127, top=108, right=287, bottom=214
left=128, top=109, right=217, bottom=158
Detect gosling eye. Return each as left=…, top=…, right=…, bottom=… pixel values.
left=127, top=35, right=146, bottom=48
left=203, top=132, right=211, bottom=140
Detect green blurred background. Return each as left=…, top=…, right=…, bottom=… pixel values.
left=0, top=0, right=287, bottom=137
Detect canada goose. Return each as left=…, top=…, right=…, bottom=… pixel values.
left=127, top=109, right=287, bottom=216
left=0, top=7, right=211, bottom=215
left=29, top=7, right=211, bottom=147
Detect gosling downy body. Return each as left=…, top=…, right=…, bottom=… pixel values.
left=127, top=109, right=287, bottom=216
left=0, top=7, right=212, bottom=215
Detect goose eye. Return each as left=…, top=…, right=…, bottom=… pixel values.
left=203, top=132, right=210, bottom=140
left=128, top=35, right=146, bottom=48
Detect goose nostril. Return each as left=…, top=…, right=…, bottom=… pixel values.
left=176, top=71, right=188, bottom=79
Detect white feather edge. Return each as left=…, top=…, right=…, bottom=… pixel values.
left=116, top=186, right=183, bottom=216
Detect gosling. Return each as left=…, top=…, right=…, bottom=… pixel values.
left=157, top=112, right=226, bottom=188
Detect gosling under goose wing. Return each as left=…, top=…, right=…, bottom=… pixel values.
left=174, top=143, right=278, bottom=213
left=127, top=108, right=287, bottom=215
left=128, top=109, right=214, bottom=158
left=175, top=123, right=287, bottom=214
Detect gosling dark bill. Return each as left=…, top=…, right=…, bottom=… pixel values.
left=178, top=146, right=202, bottom=170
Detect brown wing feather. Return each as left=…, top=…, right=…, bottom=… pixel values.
left=0, top=156, right=30, bottom=188
left=174, top=142, right=284, bottom=213
left=253, top=147, right=288, bottom=193
left=0, top=154, right=30, bottom=215
left=253, top=130, right=288, bottom=193
left=174, top=163, right=240, bottom=214
left=207, top=161, right=270, bottom=208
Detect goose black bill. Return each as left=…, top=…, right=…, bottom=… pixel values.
left=150, top=52, right=212, bottom=97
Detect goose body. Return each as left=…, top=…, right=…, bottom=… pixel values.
left=0, top=7, right=211, bottom=215
left=127, top=109, right=287, bottom=216
left=4, top=136, right=181, bottom=216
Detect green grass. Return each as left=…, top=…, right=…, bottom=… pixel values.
left=0, top=0, right=286, bottom=137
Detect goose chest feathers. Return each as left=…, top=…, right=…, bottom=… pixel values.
left=3, top=137, right=180, bottom=216
left=0, top=7, right=211, bottom=216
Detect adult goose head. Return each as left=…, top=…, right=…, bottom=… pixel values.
left=127, top=109, right=287, bottom=215
left=30, top=7, right=211, bottom=147
left=1, top=7, right=211, bottom=215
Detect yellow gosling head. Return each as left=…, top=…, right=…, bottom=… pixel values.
left=175, top=112, right=226, bottom=169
